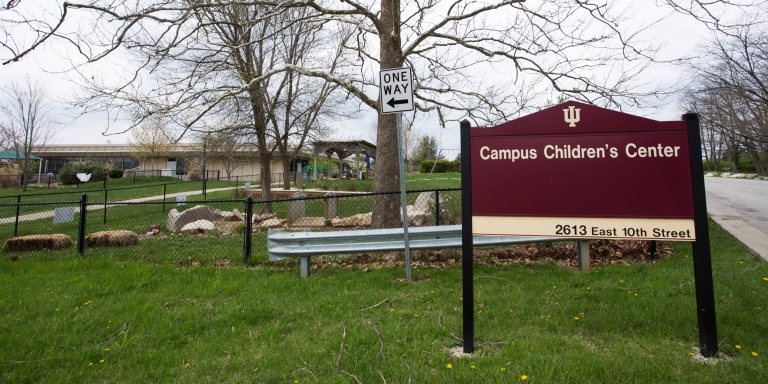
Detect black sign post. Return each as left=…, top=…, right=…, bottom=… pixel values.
left=684, top=112, right=719, bottom=357
left=460, top=119, right=475, bottom=354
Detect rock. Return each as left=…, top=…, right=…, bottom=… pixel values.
left=180, top=219, right=216, bottom=233
left=214, top=220, right=241, bottom=233
left=730, top=173, right=745, bottom=178
left=401, top=205, right=427, bottom=226
left=253, top=212, right=276, bottom=224
left=720, top=172, right=731, bottom=178
left=232, top=208, right=245, bottom=222
left=148, top=224, right=161, bottom=231
left=167, top=205, right=225, bottom=233
left=259, top=218, right=285, bottom=228
left=414, top=191, right=437, bottom=211
left=331, top=212, right=372, bottom=227
left=166, top=209, right=181, bottom=231
left=146, top=232, right=155, bottom=236
left=746, top=174, right=758, bottom=179
left=704, top=173, right=714, bottom=177
left=220, top=211, right=240, bottom=221
left=152, top=229, right=160, bottom=235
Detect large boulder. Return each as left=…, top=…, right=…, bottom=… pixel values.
left=166, top=205, right=225, bottom=233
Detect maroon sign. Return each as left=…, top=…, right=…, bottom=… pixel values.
left=469, top=101, right=696, bottom=240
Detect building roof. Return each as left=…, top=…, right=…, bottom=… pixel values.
left=313, top=140, right=376, bottom=159
left=0, top=150, right=41, bottom=160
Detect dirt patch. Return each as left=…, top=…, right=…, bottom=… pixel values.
left=269, top=240, right=672, bottom=271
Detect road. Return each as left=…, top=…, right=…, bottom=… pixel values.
left=705, top=177, right=768, bottom=262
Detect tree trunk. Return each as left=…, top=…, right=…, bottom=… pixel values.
left=249, top=88, right=272, bottom=214
left=372, top=0, right=404, bottom=229
left=282, top=152, right=291, bottom=190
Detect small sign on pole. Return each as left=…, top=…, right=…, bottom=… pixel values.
left=380, top=66, right=415, bottom=281
left=176, top=195, right=187, bottom=206
left=380, top=67, right=414, bottom=114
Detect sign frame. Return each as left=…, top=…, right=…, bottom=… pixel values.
left=379, top=67, right=414, bottom=114
left=459, top=105, right=718, bottom=357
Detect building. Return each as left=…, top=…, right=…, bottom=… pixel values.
left=31, top=141, right=376, bottom=181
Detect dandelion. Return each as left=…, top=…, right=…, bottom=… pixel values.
left=574, top=317, right=579, bottom=321
left=88, top=363, right=93, bottom=366
left=446, top=364, right=453, bottom=369
left=628, top=291, right=632, bottom=294
left=460, top=297, right=463, bottom=301
left=740, top=262, right=744, bottom=264
left=471, top=365, right=476, bottom=369
left=763, top=277, right=768, bottom=281
left=521, top=375, right=528, bottom=381
left=752, top=352, right=758, bottom=357
left=185, top=363, right=190, bottom=367
left=689, top=352, right=694, bottom=356
left=620, top=280, right=624, bottom=283
left=634, top=294, right=638, bottom=297
left=478, top=310, right=482, bottom=314
left=414, top=314, right=418, bottom=317
left=105, top=348, right=110, bottom=351
left=56, top=308, right=59, bottom=311
left=99, top=360, right=104, bottom=363
left=501, top=367, right=506, bottom=372
left=587, top=287, right=591, bottom=290
left=735, top=345, right=741, bottom=349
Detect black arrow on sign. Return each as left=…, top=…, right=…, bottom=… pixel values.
left=387, top=98, right=408, bottom=108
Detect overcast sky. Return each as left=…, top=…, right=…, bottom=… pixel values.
left=0, top=1, right=714, bottom=156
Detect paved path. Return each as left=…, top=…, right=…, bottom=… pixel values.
left=0, top=187, right=238, bottom=225
left=706, top=177, right=768, bottom=262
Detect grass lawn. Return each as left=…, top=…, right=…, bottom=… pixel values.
left=1, top=220, right=766, bottom=383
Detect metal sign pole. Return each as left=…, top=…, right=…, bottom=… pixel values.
left=459, top=119, right=475, bottom=353
left=396, top=112, right=412, bottom=282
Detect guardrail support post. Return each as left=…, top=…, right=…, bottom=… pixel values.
left=577, top=240, right=590, bottom=271
left=243, top=196, right=253, bottom=263
left=14, top=195, right=21, bottom=236
left=435, top=190, right=440, bottom=226
left=78, top=193, right=87, bottom=255
left=300, top=257, right=311, bottom=278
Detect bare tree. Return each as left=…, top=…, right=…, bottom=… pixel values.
left=0, top=77, right=58, bottom=191
left=671, top=0, right=768, bottom=174
left=128, top=117, right=175, bottom=172
left=2, top=1, right=670, bottom=225
left=204, top=130, right=251, bottom=181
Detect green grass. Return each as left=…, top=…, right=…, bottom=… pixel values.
left=0, top=220, right=766, bottom=383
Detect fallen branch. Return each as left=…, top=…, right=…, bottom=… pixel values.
left=1, top=358, right=53, bottom=367
left=437, top=313, right=443, bottom=328
left=713, top=267, right=757, bottom=276
left=337, top=321, right=347, bottom=372
left=474, top=275, right=511, bottom=281
left=98, top=322, right=128, bottom=345
left=373, top=324, right=385, bottom=359
left=378, top=370, right=387, bottom=384
left=360, top=298, right=389, bottom=311
left=298, top=356, right=360, bottom=384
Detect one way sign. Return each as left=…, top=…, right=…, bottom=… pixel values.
left=379, top=67, right=414, bottom=114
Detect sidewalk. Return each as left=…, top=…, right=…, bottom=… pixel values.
left=0, top=186, right=238, bottom=225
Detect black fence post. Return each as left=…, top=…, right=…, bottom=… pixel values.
left=435, top=189, right=440, bottom=226
left=162, top=184, right=167, bottom=213
left=103, top=173, right=107, bottom=189
left=14, top=195, right=21, bottom=236
left=134, top=172, right=136, bottom=185
left=78, top=193, right=87, bottom=255
left=103, top=190, right=108, bottom=224
left=47, top=174, right=51, bottom=188
left=650, top=240, right=658, bottom=259
left=244, top=196, right=253, bottom=263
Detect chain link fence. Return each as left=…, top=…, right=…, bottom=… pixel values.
left=0, top=188, right=461, bottom=264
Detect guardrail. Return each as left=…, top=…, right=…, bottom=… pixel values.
left=268, top=225, right=568, bottom=277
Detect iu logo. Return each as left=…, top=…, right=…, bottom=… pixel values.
left=563, top=106, right=581, bottom=127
